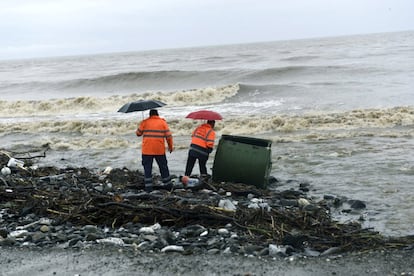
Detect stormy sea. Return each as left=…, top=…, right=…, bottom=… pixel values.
left=0, top=30, right=413, bottom=237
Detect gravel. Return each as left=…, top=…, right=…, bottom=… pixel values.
left=1, top=246, right=413, bottom=276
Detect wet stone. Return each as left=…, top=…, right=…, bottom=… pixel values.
left=0, top=161, right=413, bottom=257
left=0, top=228, right=8, bottom=238
left=50, top=232, right=68, bottom=242
left=349, top=199, right=367, bottom=209
left=243, top=244, right=265, bottom=256
left=207, top=248, right=220, bottom=254
left=83, top=225, right=99, bottom=233
left=217, top=228, right=229, bottom=236
left=68, top=236, right=83, bottom=247
left=40, top=225, right=50, bottom=233
left=85, top=233, right=102, bottom=241
left=142, top=235, right=157, bottom=242
left=31, top=232, right=46, bottom=243
left=0, top=237, right=16, bottom=246
left=279, top=199, right=298, bottom=207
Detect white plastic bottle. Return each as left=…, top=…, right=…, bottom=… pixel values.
left=180, top=175, right=200, bottom=188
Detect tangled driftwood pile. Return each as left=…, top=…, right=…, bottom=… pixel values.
left=0, top=150, right=413, bottom=255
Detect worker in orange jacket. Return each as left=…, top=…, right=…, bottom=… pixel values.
left=184, top=120, right=216, bottom=177
left=136, top=109, right=173, bottom=192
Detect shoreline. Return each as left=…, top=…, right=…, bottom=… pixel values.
left=1, top=154, right=414, bottom=275
left=1, top=246, right=413, bottom=276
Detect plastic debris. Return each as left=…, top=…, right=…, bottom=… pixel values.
left=1, top=167, right=11, bottom=176
left=139, top=223, right=161, bottom=234
left=218, top=199, right=237, bottom=211
left=298, top=198, right=311, bottom=207
left=269, top=244, right=289, bottom=257
left=7, top=158, right=25, bottom=168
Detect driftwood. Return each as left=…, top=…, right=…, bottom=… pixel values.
left=0, top=147, right=413, bottom=253
left=1, top=164, right=414, bottom=254
left=1, top=146, right=50, bottom=162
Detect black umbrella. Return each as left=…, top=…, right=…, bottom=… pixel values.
left=117, top=100, right=166, bottom=113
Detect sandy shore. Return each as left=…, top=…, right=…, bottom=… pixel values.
left=1, top=246, right=413, bottom=276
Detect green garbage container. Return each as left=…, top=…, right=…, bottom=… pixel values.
left=212, top=135, right=272, bottom=189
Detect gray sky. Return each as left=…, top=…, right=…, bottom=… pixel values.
left=1, top=0, right=413, bottom=60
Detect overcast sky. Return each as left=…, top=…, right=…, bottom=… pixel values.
left=1, top=0, right=413, bottom=60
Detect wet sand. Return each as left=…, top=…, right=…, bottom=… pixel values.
left=1, top=246, right=413, bottom=276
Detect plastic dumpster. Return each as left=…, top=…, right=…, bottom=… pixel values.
left=212, top=135, right=272, bottom=188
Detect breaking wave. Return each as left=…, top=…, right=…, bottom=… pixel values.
left=1, top=106, right=413, bottom=151
left=1, top=63, right=379, bottom=100
left=0, top=84, right=240, bottom=117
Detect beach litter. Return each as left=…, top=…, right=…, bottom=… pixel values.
left=0, top=150, right=413, bottom=257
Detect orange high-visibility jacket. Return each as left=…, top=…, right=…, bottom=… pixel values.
left=136, top=115, right=173, bottom=155
left=191, top=123, right=215, bottom=150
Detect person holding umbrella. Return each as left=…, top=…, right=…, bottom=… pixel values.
left=136, top=109, right=174, bottom=192
left=184, top=118, right=217, bottom=180
left=184, top=110, right=222, bottom=180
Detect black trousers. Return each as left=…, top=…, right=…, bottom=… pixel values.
left=142, top=154, right=171, bottom=187
left=185, top=149, right=209, bottom=176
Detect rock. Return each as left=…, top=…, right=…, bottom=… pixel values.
left=268, top=176, right=279, bottom=184
left=207, top=248, right=220, bottom=254
left=217, top=228, right=229, bottom=236
left=207, top=237, right=219, bottom=247
left=85, top=233, right=101, bottom=241
left=9, top=230, right=29, bottom=238
left=258, top=247, right=269, bottom=256
left=0, top=237, right=15, bottom=246
left=0, top=162, right=408, bottom=259
left=40, top=225, right=50, bottom=233
left=82, top=225, right=98, bottom=233
left=31, top=232, right=46, bottom=243
left=280, top=189, right=303, bottom=199
left=303, top=203, right=320, bottom=214
left=243, top=245, right=264, bottom=255
left=180, top=225, right=207, bottom=237
left=323, top=194, right=336, bottom=200
left=68, top=235, right=83, bottom=247
left=282, top=234, right=307, bottom=249
left=142, top=235, right=158, bottom=242
left=303, top=247, right=321, bottom=257
left=50, top=232, right=68, bottom=243
left=320, top=247, right=341, bottom=256
left=299, top=182, right=310, bottom=192
left=280, top=199, right=298, bottom=207
left=96, top=237, right=125, bottom=246
left=0, top=228, right=9, bottom=238
left=161, top=245, right=184, bottom=253
left=94, top=184, right=104, bottom=192
left=39, top=218, right=52, bottom=225
left=137, top=241, right=151, bottom=250
left=349, top=199, right=366, bottom=209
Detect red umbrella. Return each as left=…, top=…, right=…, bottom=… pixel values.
left=186, top=110, right=223, bottom=120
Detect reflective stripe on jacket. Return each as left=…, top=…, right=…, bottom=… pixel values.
left=136, top=115, right=173, bottom=155
left=190, top=123, right=215, bottom=150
